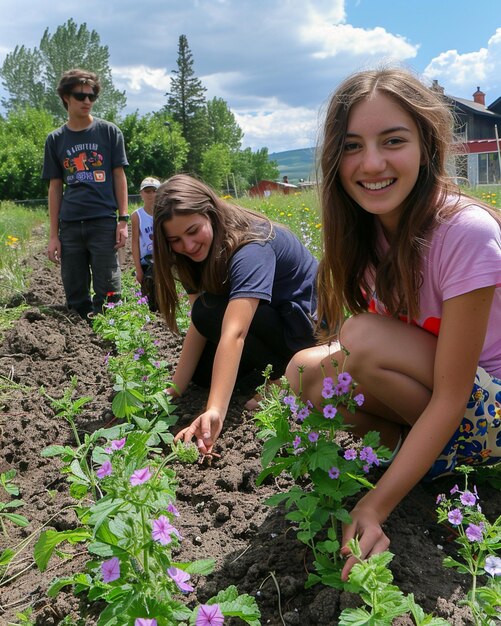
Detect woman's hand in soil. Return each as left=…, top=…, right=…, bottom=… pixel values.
left=340, top=503, right=390, bottom=582
left=173, top=408, right=224, bottom=455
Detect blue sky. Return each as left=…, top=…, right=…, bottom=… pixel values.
left=0, top=0, right=499, bottom=152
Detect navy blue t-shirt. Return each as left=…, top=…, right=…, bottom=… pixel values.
left=227, top=225, right=318, bottom=350
left=42, top=118, right=128, bottom=221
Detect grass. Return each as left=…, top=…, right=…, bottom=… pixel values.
left=0, top=200, right=47, bottom=337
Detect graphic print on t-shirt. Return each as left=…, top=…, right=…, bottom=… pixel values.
left=63, top=141, right=105, bottom=184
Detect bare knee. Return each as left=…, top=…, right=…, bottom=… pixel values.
left=339, top=314, right=382, bottom=377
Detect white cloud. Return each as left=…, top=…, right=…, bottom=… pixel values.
left=235, top=101, right=320, bottom=153
left=300, top=22, right=418, bottom=60
left=423, top=28, right=501, bottom=97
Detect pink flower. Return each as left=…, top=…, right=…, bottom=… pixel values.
left=465, top=523, right=483, bottom=542
left=196, top=603, right=224, bottom=625
left=167, top=566, right=194, bottom=593
left=135, top=619, right=157, bottom=626
left=101, top=556, right=120, bottom=583
left=96, top=460, right=112, bottom=479
left=104, top=438, right=126, bottom=454
left=448, top=508, right=463, bottom=526
left=130, top=467, right=152, bottom=486
left=152, top=515, right=182, bottom=545
left=167, top=502, right=180, bottom=517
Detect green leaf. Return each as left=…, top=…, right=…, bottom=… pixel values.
left=338, top=607, right=372, bottom=625
left=0, top=548, right=15, bottom=566
left=34, top=528, right=90, bottom=572
left=172, top=558, right=215, bottom=575
left=2, top=512, right=29, bottom=526
left=41, top=444, right=75, bottom=458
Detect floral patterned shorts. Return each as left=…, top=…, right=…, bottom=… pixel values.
left=425, top=366, right=501, bottom=481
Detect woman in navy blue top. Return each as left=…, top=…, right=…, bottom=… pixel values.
left=153, top=174, right=318, bottom=454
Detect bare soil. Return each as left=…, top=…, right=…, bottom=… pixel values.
left=0, top=247, right=498, bottom=625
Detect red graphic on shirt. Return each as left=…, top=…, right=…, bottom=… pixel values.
left=368, top=297, right=441, bottom=336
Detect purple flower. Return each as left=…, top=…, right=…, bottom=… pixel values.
left=359, top=446, right=378, bottom=466
left=196, top=603, right=224, bottom=626
left=465, top=523, right=483, bottom=542
left=450, top=484, right=459, bottom=495
left=460, top=491, right=477, bottom=507
left=334, top=383, right=348, bottom=396
left=293, top=435, right=301, bottom=449
left=354, top=393, right=364, bottom=407
left=322, top=377, right=334, bottom=388
left=283, top=395, right=298, bottom=412
left=436, top=494, right=445, bottom=504
left=321, top=387, right=334, bottom=399
left=363, top=464, right=370, bottom=473
left=152, top=515, right=181, bottom=545
left=328, top=466, right=340, bottom=479
left=167, top=502, right=180, bottom=517
left=135, top=620, right=157, bottom=626
left=167, top=567, right=194, bottom=593
left=484, top=555, right=501, bottom=577
left=96, top=460, right=112, bottom=479
left=130, top=467, right=152, bottom=486
left=344, top=449, right=357, bottom=461
left=448, top=508, right=463, bottom=526
left=101, top=557, right=120, bottom=583
left=337, top=372, right=352, bottom=386
left=323, top=404, right=337, bottom=419
left=297, top=407, right=310, bottom=421
left=308, top=431, right=319, bottom=443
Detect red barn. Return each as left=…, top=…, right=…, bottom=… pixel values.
left=248, top=180, right=298, bottom=197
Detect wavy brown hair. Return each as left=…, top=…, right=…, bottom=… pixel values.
left=318, top=67, right=466, bottom=338
left=153, top=174, right=273, bottom=332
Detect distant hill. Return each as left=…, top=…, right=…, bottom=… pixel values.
left=269, top=147, right=317, bottom=184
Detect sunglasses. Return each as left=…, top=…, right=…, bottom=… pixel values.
left=70, top=92, right=98, bottom=102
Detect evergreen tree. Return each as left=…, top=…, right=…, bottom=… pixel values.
left=0, top=19, right=126, bottom=121
left=166, top=35, right=209, bottom=173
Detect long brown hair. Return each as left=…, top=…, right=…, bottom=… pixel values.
left=153, top=174, right=273, bottom=332
left=318, top=67, right=468, bottom=337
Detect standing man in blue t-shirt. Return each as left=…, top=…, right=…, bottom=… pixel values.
left=42, top=69, right=129, bottom=319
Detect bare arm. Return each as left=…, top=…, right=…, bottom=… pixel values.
left=113, top=167, right=128, bottom=249
left=47, top=178, right=63, bottom=263
left=341, top=286, right=496, bottom=579
left=174, top=297, right=260, bottom=453
left=130, top=211, right=143, bottom=283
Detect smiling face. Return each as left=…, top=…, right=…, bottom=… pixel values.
left=162, top=213, right=214, bottom=262
left=338, top=92, right=423, bottom=236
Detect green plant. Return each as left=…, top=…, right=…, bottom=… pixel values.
left=0, top=470, right=29, bottom=537
left=255, top=360, right=390, bottom=588
left=338, top=540, right=450, bottom=625
left=435, top=466, right=501, bottom=625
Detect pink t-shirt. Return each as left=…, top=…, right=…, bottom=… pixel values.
left=368, top=203, right=501, bottom=378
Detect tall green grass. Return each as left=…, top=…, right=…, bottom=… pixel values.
left=0, top=201, right=47, bottom=333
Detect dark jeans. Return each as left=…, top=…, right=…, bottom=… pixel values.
left=190, top=293, right=295, bottom=388
left=59, top=218, right=121, bottom=318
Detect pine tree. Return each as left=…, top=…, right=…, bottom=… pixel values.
left=166, top=35, right=209, bottom=173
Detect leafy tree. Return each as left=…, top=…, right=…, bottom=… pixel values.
left=207, top=97, right=243, bottom=152
left=0, top=107, right=56, bottom=200
left=119, top=112, right=188, bottom=192
left=165, top=35, right=209, bottom=173
left=231, top=147, right=280, bottom=192
left=0, top=19, right=126, bottom=121
left=200, top=144, right=232, bottom=191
